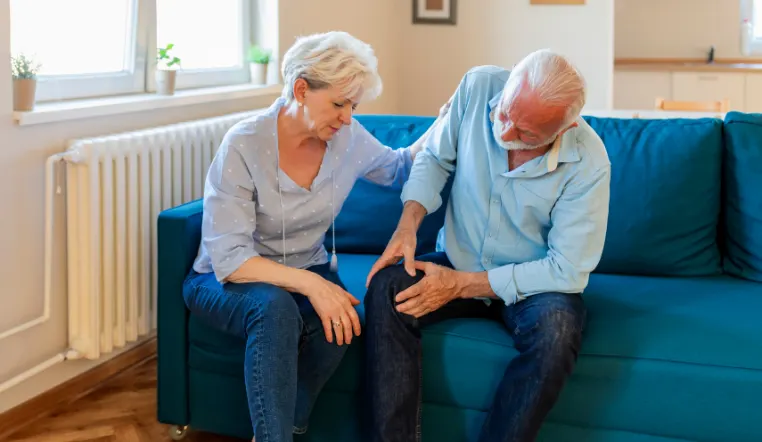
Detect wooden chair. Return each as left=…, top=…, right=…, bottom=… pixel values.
left=654, top=97, right=730, bottom=113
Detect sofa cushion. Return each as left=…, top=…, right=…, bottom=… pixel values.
left=722, top=112, right=762, bottom=282
left=583, top=116, right=724, bottom=277
left=187, top=253, right=762, bottom=441
left=327, top=115, right=450, bottom=256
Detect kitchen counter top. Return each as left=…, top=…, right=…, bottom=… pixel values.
left=615, top=59, right=762, bottom=73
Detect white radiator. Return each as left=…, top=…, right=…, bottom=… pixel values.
left=45, top=109, right=262, bottom=360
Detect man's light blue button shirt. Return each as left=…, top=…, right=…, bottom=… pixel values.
left=401, top=65, right=611, bottom=305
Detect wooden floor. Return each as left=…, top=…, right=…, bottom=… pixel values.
left=4, top=357, right=245, bottom=442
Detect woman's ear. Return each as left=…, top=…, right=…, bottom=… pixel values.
left=293, top=78, right=308, bottom=104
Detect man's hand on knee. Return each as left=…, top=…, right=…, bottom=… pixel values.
left=394, top=262, right=465, bottom=318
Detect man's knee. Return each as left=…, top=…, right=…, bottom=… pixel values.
left=364, top=264, right=420, bottom=311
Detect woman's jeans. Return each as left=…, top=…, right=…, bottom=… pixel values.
left=183, top=263, right=348, bottom=442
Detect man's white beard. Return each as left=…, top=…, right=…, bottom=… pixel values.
left=491, top=118, right=555, bottom=151
left=492, top=118, right=538, bottom=151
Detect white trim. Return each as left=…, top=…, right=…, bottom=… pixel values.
left=146, top=0, right=252, bottom=92
left=0, top=154, right=63, bottom=341
left=33, top=0, right=147, bottom=102
left=19, top=0, right=256, bottom=103
left=13, top=83, right=281, bottom=126
left=0, top=354, right=65, bottom=395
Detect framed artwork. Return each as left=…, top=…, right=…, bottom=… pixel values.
left=413, top=0, right=457, bottom=25
left=530, top=0, right=586, bottom=4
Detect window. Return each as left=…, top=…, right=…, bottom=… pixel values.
left=10, top=0, right=254, bottom=102
left=742, top=0, right=762, bottom=55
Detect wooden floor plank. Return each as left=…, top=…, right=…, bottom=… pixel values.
left=3, top=357, right=244, bottom=442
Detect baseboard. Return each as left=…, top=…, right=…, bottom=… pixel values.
left=0, top=336, right=157, bottom=439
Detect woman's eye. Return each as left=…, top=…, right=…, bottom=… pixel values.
left=333, top=102, right=343, bottom=108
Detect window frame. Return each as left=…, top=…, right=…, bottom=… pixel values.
left=742, top=0, right=762, bottom=55
left=16, top=0, right=254, bottom=103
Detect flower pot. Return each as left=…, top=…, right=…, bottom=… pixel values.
left=13, top=78, right=37, bottom=111
left=155, top=69, right=177, bottom=95
left=249, top=63, right=268, bottom=85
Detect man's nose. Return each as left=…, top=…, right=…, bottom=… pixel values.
left=501, top=126, right=517, bottom=142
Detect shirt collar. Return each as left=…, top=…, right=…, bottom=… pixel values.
left=546, top=124, right=581, bottom=172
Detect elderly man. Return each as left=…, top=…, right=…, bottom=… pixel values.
left=363, top=50, right=611, bottom=442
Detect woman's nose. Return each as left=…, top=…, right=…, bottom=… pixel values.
left=339, top=107, right=352, bottom=124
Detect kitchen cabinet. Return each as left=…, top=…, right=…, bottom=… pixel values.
left=613, top=71, right=672, bottom=110
left=614, top=68, right=762, bottom=112
left=745, top=74, right=762, bottom=113
left=671, top=72, right=746, bottom=111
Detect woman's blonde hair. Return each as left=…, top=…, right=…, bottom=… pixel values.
left=281, top=31, right=383, bottom=105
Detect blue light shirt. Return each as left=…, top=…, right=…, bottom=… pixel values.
left=193, top=97, right=413, bottom=282
left=401, top=65, right=611, bottom=304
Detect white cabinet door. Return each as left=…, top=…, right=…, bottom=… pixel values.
left=745, top=74, right=762, bottom=113
left=671, top=72, right=746, bottom=111
left=614, top=71, right=672, bottom=110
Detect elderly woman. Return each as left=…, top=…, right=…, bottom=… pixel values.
left=183, top=31, right=447, bottom=442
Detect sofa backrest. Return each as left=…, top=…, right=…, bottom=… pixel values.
left=330, top=113, right=762, bottom=282
left=583, top=116, right=724, bottom=277
left=722, top=112, right=762, bottom=282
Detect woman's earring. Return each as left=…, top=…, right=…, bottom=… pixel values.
left=297, top=101, right=303, bottom=107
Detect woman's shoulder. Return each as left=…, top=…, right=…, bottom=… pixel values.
left=221, top=106, right=280, bottom=154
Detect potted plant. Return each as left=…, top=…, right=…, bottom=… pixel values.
left=11, top=53, right=41, bottom=111
left=247, top=45, right=271, bottom=85
left=156, top=43, right=181, bottom=95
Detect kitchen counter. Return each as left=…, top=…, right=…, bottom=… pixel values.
left=615, top=59, right=762, bottom=73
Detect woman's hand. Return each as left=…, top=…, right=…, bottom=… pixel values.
left=438, top=94, right=454, bottom=119
left=299, top=272, right=362, bottom=346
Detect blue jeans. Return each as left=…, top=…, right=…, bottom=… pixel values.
left=183, top=263, right=348, bottom=442
left=364, top=252, right=586, bottom=442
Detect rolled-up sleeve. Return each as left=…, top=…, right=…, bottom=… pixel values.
left=353, top=121, right=413, bottom=189
left=400, top=73, right=468, bottom=215
left=201, top=132, right=260, bottom=282
left=487, top=166, right=611, bottom=303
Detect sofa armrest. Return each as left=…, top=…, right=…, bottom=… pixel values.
left=157, top=199, right=204, bottom=425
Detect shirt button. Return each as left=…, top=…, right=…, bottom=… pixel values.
left=492, top=199, right=499, bottom=204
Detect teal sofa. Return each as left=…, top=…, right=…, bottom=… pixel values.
left=157, top=112, right=762, bottom=442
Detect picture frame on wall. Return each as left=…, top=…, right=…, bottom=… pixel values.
left=413, top=0, right=457, bottom=25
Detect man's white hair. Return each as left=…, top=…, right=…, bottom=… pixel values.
left=506, top=49, right=586, bottom=128
left=281, top=31, right=382, bottom=105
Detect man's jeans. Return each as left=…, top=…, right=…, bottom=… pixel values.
left=183, top=263, right=347, bottom=442
left=364, top=252, right=587, bottom=442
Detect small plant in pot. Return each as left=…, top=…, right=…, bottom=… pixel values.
left=156, top=43, right=181, bottom=95
left=247, top=45, right=271, bottom=85
left=11, top=53, right=41, bottom=112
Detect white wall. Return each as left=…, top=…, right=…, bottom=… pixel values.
left=616, top=0, right=749, bottom=60
left=397, top=0, right=614, bottom=115
left=277, top=0, right=402, bottom=115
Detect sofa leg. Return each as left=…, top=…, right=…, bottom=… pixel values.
left=168, top=425, right=189, bottom=440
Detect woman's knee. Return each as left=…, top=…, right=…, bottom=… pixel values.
left=243, top=284, right=302, bottom=332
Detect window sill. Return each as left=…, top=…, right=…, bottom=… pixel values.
left=12, top=83, right=283, bottom=126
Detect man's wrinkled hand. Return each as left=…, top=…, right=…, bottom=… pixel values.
left=395, top=261, right=463, bottom=318
left=366, top=227, right=417, bottom=287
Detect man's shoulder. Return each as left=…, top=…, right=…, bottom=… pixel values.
left=462, top=65, right=511, bottom=91
left=572, top=117, right=611, bottom=171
